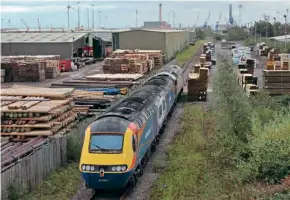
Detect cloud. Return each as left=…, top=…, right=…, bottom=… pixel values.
left=1, top=4, right=117, bottom=13
left=191, top=8, right=208, bottom=13
left=1, top=5, right=64, bottom=13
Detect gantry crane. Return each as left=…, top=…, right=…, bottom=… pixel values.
left=21, top=19, right=29, bottom=32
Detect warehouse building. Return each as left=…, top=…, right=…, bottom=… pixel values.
left=112, top=29, right=190, bottom=62
left=1, top=32, right=88, bottom=59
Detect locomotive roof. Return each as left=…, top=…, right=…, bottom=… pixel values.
left=100, top=74, right=173, bottom=121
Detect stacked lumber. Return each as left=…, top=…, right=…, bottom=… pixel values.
left=1, top=69, right=5, bottom=83
left=245, top=84, right=259, bottom=97
left=1, top=55, right=60, bottom=80
left=187, top=68, right=209, bottom=101
left=1, top=137, right=48, bottom=170
left=262, top=70, right=290, bottom=95
left=187, top=73, right=200, bottom=101
left=103, top=57, right=149, bottom=74
left=0, top=86, right=78, bottom=139
left=112, top=49, right=163, bottom=67
left=0, top=61, right=46, bottom=82
left=85, top=74, right=143, bottom=81
left=246, top=59, right=255, bottom=75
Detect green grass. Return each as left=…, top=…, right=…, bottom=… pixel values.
left=150, top=104, right=206, bottom=200
left=23, top=163, right=81, bottom=200
left=176, top=40, right=205, bottom=66
left=149, top=103, right=288, bottom=200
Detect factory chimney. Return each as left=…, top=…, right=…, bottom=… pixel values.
left=159, top=3, right=162, bottom=22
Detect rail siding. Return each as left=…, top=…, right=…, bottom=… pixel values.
left=1, top=43, right=204, bottom=200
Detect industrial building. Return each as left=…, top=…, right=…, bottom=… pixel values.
left=1, top=32, right=88, bottom=59
left=112, top=29, right=190, bottom=62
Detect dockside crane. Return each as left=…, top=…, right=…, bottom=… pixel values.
left=203, top=12, right=210, bottom=28
left=21, top=19, right=29, bottom=32
left=37, top=18, right=41, bottom=32
left=215, top=12, right=222, bottom=32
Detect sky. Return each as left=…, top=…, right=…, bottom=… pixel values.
left=1, top=0, right=290, bottom=29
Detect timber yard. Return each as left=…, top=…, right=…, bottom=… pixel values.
left=1, top=1, right=290, bottom=200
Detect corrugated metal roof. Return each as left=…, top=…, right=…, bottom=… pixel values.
left=1, top=32, right=88, bottom=43
left=113, top=29, right=187, bottom=33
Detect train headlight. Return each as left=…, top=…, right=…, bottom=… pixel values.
left=81, top=165, right=86, bottom=171
left=121, top=166, right=126, bottom=171
left=112, top=166, right=116, bottom=171
left=86, top=165, right=91, bottom=171
left=90, top=166, right=95, bottom=171
left=116, top=166, right=121, bottom=172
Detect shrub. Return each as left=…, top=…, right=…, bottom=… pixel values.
left=212, top=54, right=252, bottom=165
left=238, top=112, right=290, bottom=184
left=66, top=133, right=82, bottom=162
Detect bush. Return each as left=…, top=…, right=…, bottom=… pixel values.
left=212, top=54, right=252, bottom=165
left=238, top=112, right=290, bottom=184
left=67, top=133, right=82, bottom=162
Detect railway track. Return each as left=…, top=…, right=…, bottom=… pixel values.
left=89, top=189, right=128, bottom=200
left=84, top=46, right=203, bottom=200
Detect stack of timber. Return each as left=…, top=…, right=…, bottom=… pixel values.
left=103, top=55, right=153, bottom=74
left=1, top=69, right=5, bottom=83
left=237, top=69, right=259, bottom=97
left=51, top=74, right=141, bottom=90
left=187, top=68, right=209, bottom=101
left=245, top=59, right=255, bottom=75
left=72, top=90, right=116, bottom=112
left=112, top=49, right=163, bottom=67
left=0, top=87, right=78, bottom=139
left=1, top=137, right=48, bottom=171
left=263, top=70, right=290, bottom=95
left=1, top=55, right=60, bottom=80
left=1, top=61, right=46, bottom=82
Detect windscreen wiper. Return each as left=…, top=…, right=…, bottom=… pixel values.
left=92, top=144, right=106, bottom=151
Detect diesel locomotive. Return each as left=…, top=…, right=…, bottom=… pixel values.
left=79, top=65, right=184, bottom=191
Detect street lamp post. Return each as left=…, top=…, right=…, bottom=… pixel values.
left=284, top=14, right=287, bottom=51
left=259, top=20, right=262, bottom=42
left=265, top=18, right=268, bottom=40
left=254, top=21, right=257, bottom=43
left=274, top=17, right=276, bottom=48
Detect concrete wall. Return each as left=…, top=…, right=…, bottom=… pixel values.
left=1, top=38, right=85, bottom=59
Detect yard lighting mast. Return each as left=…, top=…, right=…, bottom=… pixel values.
left=274, top=17, right=276, bottom=48
left=284, top=14, right=287, bottom=51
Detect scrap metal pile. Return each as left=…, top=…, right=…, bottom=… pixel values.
left=1, top=55, right=60, bottom=82
left=1, top=87, right=78, bottom=140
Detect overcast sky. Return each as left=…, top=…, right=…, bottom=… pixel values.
left=1, top=1, right=290, bottom=29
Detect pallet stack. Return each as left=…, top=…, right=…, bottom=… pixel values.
left=262, top=70, right=290, bottom=95
left=187, top=73, right=200, bottom=101
left=1, top=55, right=60, bottom=80
left=103, top=57, right=149, bottom=74
left=1, top=87, right=78, bottom=140
left=1, top=69, right=5, bottom=83
left=112, top=49, right=163, bottom=67
left=187, top=68, right=209, bottom=101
